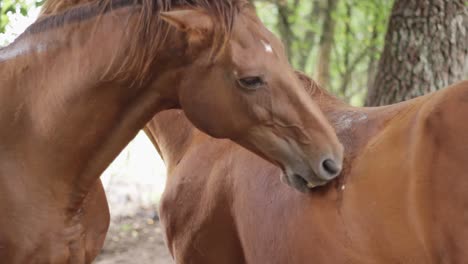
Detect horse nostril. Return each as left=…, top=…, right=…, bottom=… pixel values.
left=322, top=159, right=340, bottom=176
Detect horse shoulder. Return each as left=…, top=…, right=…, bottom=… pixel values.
left=158, top=140, right=242, bottom=263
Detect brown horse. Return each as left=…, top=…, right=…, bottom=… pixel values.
left=147, top=74, right=468, bottom=263
left=0, top=0, right=343, bottom=263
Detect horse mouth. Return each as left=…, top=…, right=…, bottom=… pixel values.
left=281, top=171, right=328, bottom=193
left=294, top=174, right=327, bottom=189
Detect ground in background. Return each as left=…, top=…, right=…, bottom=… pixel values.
left=95, top=208, right=173, bottom=264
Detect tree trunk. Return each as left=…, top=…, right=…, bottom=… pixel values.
left=366, top=0, right=468, bottom=106
left=366, top=10, right=381, bottom=94
left=297, top=0, right=322, bottom=71
left=314, top=0, right=338, bottom=89
left=275, top=1, right=296, bottom=58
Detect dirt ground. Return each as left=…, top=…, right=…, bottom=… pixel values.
left=94, top=209, right=173, bottom=264
left=95, top=132, right=173, bottom=263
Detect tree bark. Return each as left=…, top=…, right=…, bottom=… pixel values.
left=314, top=0, right=338, bottom=89
left=366, top=0, right=468, bottom=106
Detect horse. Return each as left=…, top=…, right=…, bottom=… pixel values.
left=147, top=73, right=468, bottom=263
left=0, top=0, right=344, bottom=262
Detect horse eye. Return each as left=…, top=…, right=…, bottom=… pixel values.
left=237, top=76, right=265, bottom=90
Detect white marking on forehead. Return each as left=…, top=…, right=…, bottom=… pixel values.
left=260, top=40, right=273, bottom=53
left=0, top=41, right=48, bottom=62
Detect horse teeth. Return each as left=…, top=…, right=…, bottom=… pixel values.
left=307, top=182, right=315, bottom=188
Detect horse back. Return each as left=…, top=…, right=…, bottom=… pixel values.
left=412, top=80, right=468, bottom=262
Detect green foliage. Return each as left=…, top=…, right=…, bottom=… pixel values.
left=35, top=0, right=44, bottom=7
left=330, top=0, right=393, bottom=104
left=0, top=0, right=43, bottom=34
left=254, top=0, right=394, bottom=105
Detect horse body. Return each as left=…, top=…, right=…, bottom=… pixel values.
left=0, top=11, right=129, bottom=263
left=0, top=0, right=344, bottom=262
left=150, top=78, right=468, bottom=263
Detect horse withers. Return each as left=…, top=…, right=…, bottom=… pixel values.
left=0, top=0, right=342, bottom=263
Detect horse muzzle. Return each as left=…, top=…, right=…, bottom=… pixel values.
left=282, top=157, right=342, bottom=193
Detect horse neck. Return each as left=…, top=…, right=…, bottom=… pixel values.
left=284, top=77, right=406, bottom=177
left=145, top=110, right=197, bottom=175
left=144, top=82, right=403, bottom=181
left=313, top=89, right=411, bottom=182
left=0, top=7, right=186, bottom=211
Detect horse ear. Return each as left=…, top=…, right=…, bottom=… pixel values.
left=160, top=9, right=213, bottom=36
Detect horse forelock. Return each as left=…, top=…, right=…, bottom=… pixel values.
left=31, top=0, right=250, bottom=83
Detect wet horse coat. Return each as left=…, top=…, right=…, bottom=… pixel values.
left=0, top=1, right=343, bottom=263
left=147, top=75, right=468, bottom=263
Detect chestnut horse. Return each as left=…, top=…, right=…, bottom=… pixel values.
left=0, top=0, right=343, bottom=263
left=147, top=74, right=468, bottom=263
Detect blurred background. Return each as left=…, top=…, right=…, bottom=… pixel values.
left=1, top=0, right=467, bottom=263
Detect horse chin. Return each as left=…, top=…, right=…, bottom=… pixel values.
left=281, top=170, right=328, bottom=193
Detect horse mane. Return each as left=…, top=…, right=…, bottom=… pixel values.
left=295, top=71, right=334, bottom=98
left=295, top=71, right=343, bottom=107
left=40, top=0, right=96, bottom=16
left=30, top=0, right=250, bottom=83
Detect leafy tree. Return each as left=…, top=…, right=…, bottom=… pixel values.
left=314, top=0, right=338, bottom=89
left=1, top=0, right=27, bottom=33
left=0, top=0, right=44, bottom=46
left=253, top=0, right=393, bottom=105
left=0, top=0, right=45, bottom=33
